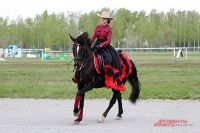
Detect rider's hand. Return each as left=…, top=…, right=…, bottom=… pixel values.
left=95, top=45, right=101, bottom=49
left=90, top=45, right=101, bottom=51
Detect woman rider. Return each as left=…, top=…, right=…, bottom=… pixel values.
left=73, top=10, right=125, bottom=91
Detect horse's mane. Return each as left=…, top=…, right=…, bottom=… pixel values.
left=76, top=32, right=92, bottom=47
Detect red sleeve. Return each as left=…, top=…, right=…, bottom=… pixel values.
left=91, top=26, right=98, bottom=43
left=101, top=26, right=112, bottom=47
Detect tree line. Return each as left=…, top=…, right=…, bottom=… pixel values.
left=0, top=8, right=200, bottom=50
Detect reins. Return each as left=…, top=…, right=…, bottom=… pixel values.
left=73, top=46, right=90, bottom=72
left=75, top=57, right=89, bottom=71
left=70, top=35, right=91, bottom=72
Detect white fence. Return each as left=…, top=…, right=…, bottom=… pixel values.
left=1, top=47, right=199, bottom=61
left=0, top=48, right=73, bottom=61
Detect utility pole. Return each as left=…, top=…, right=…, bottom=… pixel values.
left=179, top=13, right=182, bottom=48
left=20, top=28, right=23, bottom=49
left=198, top=16, right=200, bottom=51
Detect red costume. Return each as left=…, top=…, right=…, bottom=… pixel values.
left=91, top=24, right=128, bottom=91
left=91, top=24, right=112, bottom=47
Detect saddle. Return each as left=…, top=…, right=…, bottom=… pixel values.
left=93, top=53, right=104, bottom=74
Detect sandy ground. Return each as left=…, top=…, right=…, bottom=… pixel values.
left=0, top=99, right=199, bottom=133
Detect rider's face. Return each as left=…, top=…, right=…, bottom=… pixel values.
left=100, top=17, right=108, bottom=25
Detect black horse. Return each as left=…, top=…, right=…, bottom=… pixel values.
left=69, top=32, right=140, bottom=124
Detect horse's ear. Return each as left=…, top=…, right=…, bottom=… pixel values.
left=83, top=32, right=89, bottom=37
left=69, top=34, right=76, bottom=42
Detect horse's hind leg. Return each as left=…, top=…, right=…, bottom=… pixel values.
left=116, top=91, right=123, bottom=120
left=99, top=89, right=117, bottom=122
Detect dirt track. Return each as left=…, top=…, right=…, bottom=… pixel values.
left=0, top=99, right=199, bottom=133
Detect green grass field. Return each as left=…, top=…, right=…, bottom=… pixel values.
left=0, top=51, right=200, bottom=99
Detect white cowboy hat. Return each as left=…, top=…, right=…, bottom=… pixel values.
left=97, top=11, right=113, bottom=20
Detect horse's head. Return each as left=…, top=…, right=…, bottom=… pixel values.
left=69, top=32, right=91, bottom=70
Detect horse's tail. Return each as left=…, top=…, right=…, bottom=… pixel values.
left=128, top=60, right=140, bottom=104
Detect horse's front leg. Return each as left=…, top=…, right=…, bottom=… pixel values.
left=76, top=82, right=93, bottom=96
left=73, top=82, right=93, bottom=124
left=73, top=83, right=84, bottom=120
left=73, top=95, right=81, bottom=116
left=73, top=93, right=85, bottom=125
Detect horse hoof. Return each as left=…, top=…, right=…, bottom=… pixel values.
left=115, top=116, right=122, bottom=120
left=73, top=121, right=80, bottom=125
left=98, top=115, right=106, bottom=123
left=73, top=110, right=80, bottom=116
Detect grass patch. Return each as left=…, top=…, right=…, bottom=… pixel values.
left=0, top=52, right=200, bottom=99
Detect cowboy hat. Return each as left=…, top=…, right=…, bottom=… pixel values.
left=97, top=11, right=113, bottom=20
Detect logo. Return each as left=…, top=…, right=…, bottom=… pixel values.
left=154, top=119, right=193, bottom=127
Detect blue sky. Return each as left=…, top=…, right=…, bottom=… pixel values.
left=0, top=0, right=199, bottom=19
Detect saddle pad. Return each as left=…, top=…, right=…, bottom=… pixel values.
left=93, top=53, right=102, bottom=74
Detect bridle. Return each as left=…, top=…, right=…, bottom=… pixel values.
left=73, top=43, right=89, bottom=71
